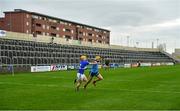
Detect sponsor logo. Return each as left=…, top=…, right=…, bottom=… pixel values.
left=0, top=30, right=6, bottom=37
left=51, top=65, right=67, bottom=71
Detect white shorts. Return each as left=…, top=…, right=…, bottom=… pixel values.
left=77, top=73, right=86, bottom=81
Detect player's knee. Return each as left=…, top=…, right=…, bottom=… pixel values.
left=84, top=78, right=88, bottom=82
left=100, top=77, right=103, bottom=80
left=101, top=77, right=104, bottom=80
left=76, top=84, right=80, bottom=87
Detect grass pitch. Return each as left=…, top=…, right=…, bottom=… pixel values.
left=0, top=65, right=180, bottom=110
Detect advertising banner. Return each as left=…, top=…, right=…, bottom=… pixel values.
left=131, top=63, right=138, bottom=68
left=165, top=62, right=174, bottom=66
left=118, top=64, right=124, bottom=68
left=0, top=30, right=6, bottom=37
left=152, top=63, right=161, bottom=66
left=110, top=64, right=114, bottom=68
left=140, top=63, right=151, bottom=67
left=124, top=64, right=131, bottom=68
left=68, top=65, right=75, bottom=70
left=51, top=64, right=67, bottom=71
left=110, top=63, right=119, bottom=68
left=31, top=66, right=51, bottom=72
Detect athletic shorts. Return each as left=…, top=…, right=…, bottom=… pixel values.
left=77, top=73, right=86, bottom=81
left=90, top=71, right=99, bottom=77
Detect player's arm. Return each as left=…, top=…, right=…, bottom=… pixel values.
left=89, top=61, right=98, bottom=65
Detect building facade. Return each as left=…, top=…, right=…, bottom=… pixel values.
left=0, top=9, right=110, bottom=44
left=172, top=49, right=180, bottom=62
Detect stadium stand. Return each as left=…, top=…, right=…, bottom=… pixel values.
left=0, top=31, right=175, bottom=73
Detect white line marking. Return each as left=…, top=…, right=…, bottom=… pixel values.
left=0, top=82, right=59, bottom=87
left=97, top=87, right=180, bottom=94
left=106, top=79, right=180, bottom=84
left=0, top=82, right=180, bottom=94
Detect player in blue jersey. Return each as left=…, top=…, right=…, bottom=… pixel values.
left=84, top=56, right=103, bottom=89
left=74, top=55, right=89, bottom=91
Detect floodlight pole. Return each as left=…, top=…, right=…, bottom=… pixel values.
left=156, top=38, right=159, bottom=48
left=136, top=42, right=139, bottom=48
left=127, top=36, right=130, bottom=47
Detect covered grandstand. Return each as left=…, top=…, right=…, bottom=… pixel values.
left=0, top=31, right=176, bottom=73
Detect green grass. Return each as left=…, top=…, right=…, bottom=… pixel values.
left=0, top=65, right=180, bottom=110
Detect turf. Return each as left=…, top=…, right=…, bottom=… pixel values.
left=0, top=65, right=180, bottom=110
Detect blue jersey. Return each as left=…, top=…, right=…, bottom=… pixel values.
left=91, top=61, right=99, bottom=73
left=78, top=60, right=89, bottom=74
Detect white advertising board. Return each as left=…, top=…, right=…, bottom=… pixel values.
left=124, top=64, right=131, bottom=68
left=0, top=30, right=6, bottom=37
left=68, top=65, right=75, bottom=70
left=165, top=62, right=174, bottom=66
left=51, top=64, right=67, bottom=71
left=31, top=66, right=51, bottom=72
left=152, top=63, right=161, bottom=66
left=140, top=63, right=151, bottom=67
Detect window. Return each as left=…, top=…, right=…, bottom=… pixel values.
left=26, top=14, right=29, bottom=18
left=60, top=21, right=65, bottom=25
left=98, top=35, right=102, bottom=38
left=65, top=35, right=71, bottom=39
left=71, top=30, right=74, bottom=34
left=77, top=25, right=83, bottom=28
left=50, top=33, right=56, bottom=37
left=36, top=23, right=41, bottom=27
left=98, top=40, right=102, bottom=43
left=26, top=22, right=29, bottom=26
left=42, top=25, right=45, bottom=29
left=87, top=27, right=92, bottom=30
left=65, top=29, right=71, bottom=32
left=95, top=29, right=100, bottom=32
left=36, top=31, right=42, bottom=35
left=52, top=20, right=57, bottom=23
left=47, top=26, right=49, bottom=30
left=88, top=39, right=92, bottom=42
left=51, top=26, right=56, bottom=30
left=83, top=32, right=86, bottom=36
left=79, top=38, right=83, bottom=41
left=32, top=15, right=38, bottom=19
left=65, top=35, right=71, bottom=41
left=79, top=31, right=83, bottom=34
left=48, top=19, right=52, bottom=22
left=42, top=17, right=46, bottom=20
left=88, top=33, right=92, bottom=36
